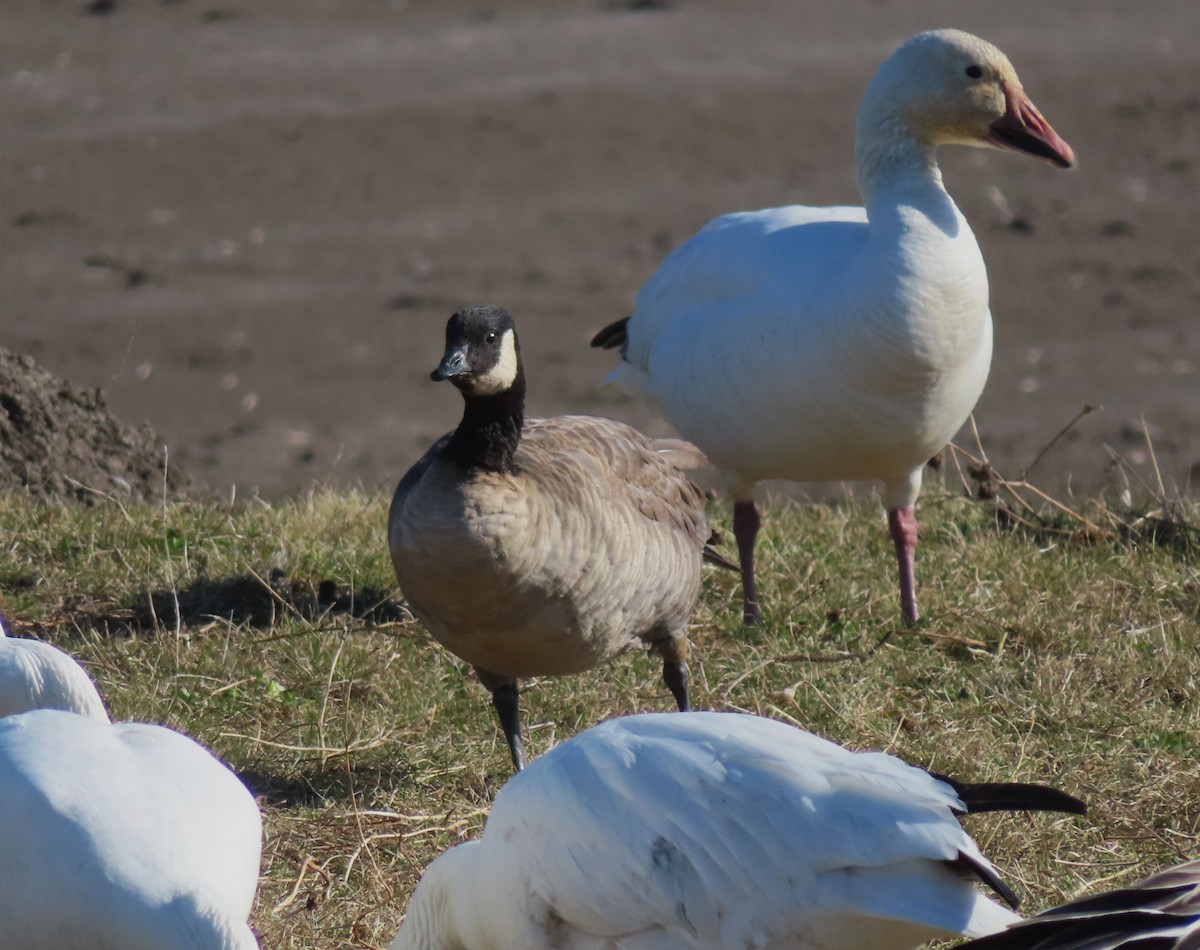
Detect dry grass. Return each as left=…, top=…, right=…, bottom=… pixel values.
left=0, top=480, right=1197, bottom=948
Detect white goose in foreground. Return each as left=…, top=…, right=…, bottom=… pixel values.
left=388, top=711, right=1086, bottom=950
left=390, top=306, right=726, bottom=772
left=0, top=614, right=109, bottom=720
left=0, top=710, right=263, bottom=949
left=0, top=616, right=262, bottom=948
left=958, top=857, right=1200, bottom=950
left=592, top=29, right=1075, bottom=625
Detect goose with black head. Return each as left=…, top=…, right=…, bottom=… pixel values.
left=389, top=306, right=723, bottom=771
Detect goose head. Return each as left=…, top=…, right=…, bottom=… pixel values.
left=856, top=29, right=1074, bottom=186
left=0, top=613, right=110, bottom=721
left=432, top=305, right=524, bottom=399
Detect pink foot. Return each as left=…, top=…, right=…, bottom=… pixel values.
left=887, top=506, right=919, bottom=626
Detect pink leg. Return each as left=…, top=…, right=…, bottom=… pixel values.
left=733, top=500, right=762, bottom=625
left=887, top=506, right=919, bottom=626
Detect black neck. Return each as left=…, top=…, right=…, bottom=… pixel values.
left=443, top=372, right=526, bottom=472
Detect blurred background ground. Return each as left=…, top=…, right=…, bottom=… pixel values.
left=1, top=0, right=1198, bottom=500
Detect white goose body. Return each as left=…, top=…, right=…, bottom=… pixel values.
left=0, top=709, right=262, bottom=950
left=390, top=711, right=1085, bottom=950
left=596, top=29, right=1073, bottom=625
left=619, top=196, right=991, bottom=492
left=0, top=618, right=110, bottom=721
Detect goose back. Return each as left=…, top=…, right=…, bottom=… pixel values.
left=390, top=711, right=1027, bottom=950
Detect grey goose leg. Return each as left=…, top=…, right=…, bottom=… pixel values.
left=476, top=669, right=526, bottom=772
left=651, top=637, right=691, bottom=712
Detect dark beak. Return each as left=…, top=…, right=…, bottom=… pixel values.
left=431, top=345, right=469, bottom=382
left=986, top=81, right=1075, bottom=169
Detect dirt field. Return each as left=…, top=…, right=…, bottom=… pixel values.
left=1, top=0, right=1197, bottom=501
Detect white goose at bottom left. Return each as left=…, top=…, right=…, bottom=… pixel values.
left=0, top=708, right=262, bottom=949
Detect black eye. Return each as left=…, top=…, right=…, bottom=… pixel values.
left=965, top=64, right=984, bottom=79
left=485, top=331, right=498, bottom=343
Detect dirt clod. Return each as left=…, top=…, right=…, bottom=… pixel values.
left=0, top=348, right=189, bottom=503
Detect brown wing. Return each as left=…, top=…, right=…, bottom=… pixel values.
left=957, top=859, right=1200, bottom=950
left=518, top=416, right=711, bottom=550
left=1031, top=859, right=1200, bottom=920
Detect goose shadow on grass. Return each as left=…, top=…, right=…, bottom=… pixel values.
left=236, top=762, right=423, bottom=810
left=140, top=571, right=413, bottom=631
left=28, top=572, right=414, bottom=637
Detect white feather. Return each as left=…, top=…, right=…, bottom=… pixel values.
left=472, top=329, right=520, bottom=397
left=0, top=616, right=260, bottom=948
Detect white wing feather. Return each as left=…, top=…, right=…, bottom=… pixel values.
left=610, top=200, right=990, bottom=488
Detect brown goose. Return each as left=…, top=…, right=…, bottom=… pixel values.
left=388, top=305, right=721, bottom=771
left=957, top=858, right=1200, bottom=950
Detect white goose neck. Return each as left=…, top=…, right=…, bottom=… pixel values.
left=854, top=114, right=960, bottom=236
left=852, top=42, right=965, bottom=236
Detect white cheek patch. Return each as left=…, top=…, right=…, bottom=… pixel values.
left=471, top=329, right=519, bottom=396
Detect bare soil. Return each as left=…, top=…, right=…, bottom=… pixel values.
left=0, top=347, right=187, bottom=501
left=1, top=0, right=1198, bottom=501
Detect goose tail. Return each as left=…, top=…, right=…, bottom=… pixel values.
left=590, top=317, right=630, bottom=351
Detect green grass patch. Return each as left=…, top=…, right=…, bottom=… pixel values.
left=0, top=485, right=1197, bottom=948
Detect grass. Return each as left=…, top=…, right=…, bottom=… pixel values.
left=0, top=478, right=1197, bottom=949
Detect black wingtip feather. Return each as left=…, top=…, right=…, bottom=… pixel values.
left=591, top=317, right=630, bottom=350
left=702, top=545, right=740, bottom=573
left=950, top=851, right=1022, bottom=911
left=934, top=775, right=1088, bottom=816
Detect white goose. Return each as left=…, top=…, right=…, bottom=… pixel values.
left=592, top=30, right=1075, bottom=625
left=0, top=616, right=263, bottom=949
left=958, top=858, right=1200, bottom=950
left=388, top=711, right=1086, bottom=950
left=0, top=614, right=110, bottom=721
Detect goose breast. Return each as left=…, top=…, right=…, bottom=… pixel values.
left=390, top=415, right=708, bottom=677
